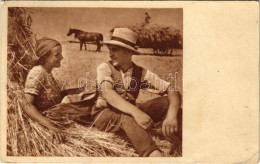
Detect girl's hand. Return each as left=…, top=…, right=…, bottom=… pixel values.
left=45, top=121, right=66, bottom=143
left=49, top=129, right=65, bottom=144
left=23, top=94, right=66, bottom=143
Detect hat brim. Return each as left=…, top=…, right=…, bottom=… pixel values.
left=102, top=40, right=140, bottom=55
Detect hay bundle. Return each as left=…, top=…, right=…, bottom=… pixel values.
left=7, top=84, right=178, bottom=157
left=8, top=7, right=36, bottom=84
left=112, top=24, right=182, bottom=55
left=7, top=86, right=178, bottom=156
left=7, top=83, right=137, bottom=156
left=130, top=24, right=182, bottom=55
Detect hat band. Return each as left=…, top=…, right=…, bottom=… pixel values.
left=111, top=36, right=137, bottom=49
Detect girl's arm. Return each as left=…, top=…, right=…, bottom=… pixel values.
left=23, top=93, right=64, bottom=142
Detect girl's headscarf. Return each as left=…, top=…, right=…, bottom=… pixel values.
left=35, top=37, right=61, bottom=65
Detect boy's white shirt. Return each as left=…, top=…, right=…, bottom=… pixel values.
left=97, top=63, right=170, bottom=94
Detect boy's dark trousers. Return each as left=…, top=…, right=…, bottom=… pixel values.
left=92, top=96, right=182, bottom=157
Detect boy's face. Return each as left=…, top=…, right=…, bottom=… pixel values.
left=108, top=45, right=132, bottom=67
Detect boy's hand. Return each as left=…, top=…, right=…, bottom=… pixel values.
left=132, top=110, right=153, bottom=130
left=162, top=115, right=178, bottom=137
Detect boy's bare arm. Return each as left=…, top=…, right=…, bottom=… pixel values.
left=100, top=81, right=153, bottom=129
left=162, top=87, right=181, bottom=136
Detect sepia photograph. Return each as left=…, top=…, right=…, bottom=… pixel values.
left=6, top=7, right=183, bottom=157
left=1, top=1, right=259, bottom=163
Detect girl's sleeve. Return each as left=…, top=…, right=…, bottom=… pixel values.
left=24, top=67, right=45, bottom=95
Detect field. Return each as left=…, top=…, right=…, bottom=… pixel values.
left=54, top=42, right=183, bottom=102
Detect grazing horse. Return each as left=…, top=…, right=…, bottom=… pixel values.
left=67, top=28, right=103, bottom=51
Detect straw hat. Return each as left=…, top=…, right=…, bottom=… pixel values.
left=103, top=28, right=140, bottom=54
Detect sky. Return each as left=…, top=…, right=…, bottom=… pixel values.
left=29, top=7, right=183, bottom=42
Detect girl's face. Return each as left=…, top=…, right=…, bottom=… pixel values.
left=45, top=45, right=63, bottom=68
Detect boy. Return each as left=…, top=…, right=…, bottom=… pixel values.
left=92, top=28, right=181, bottom=157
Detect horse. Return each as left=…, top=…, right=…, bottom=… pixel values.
left=67, top=28, right=103, bottom=51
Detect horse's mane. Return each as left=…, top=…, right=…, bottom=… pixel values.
left=69, top=28, right=84, bottom=38
left=72, top=28, right=84, bottom=32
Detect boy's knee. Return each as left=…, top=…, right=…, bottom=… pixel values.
left=93, top=108, right=121, bottom=132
